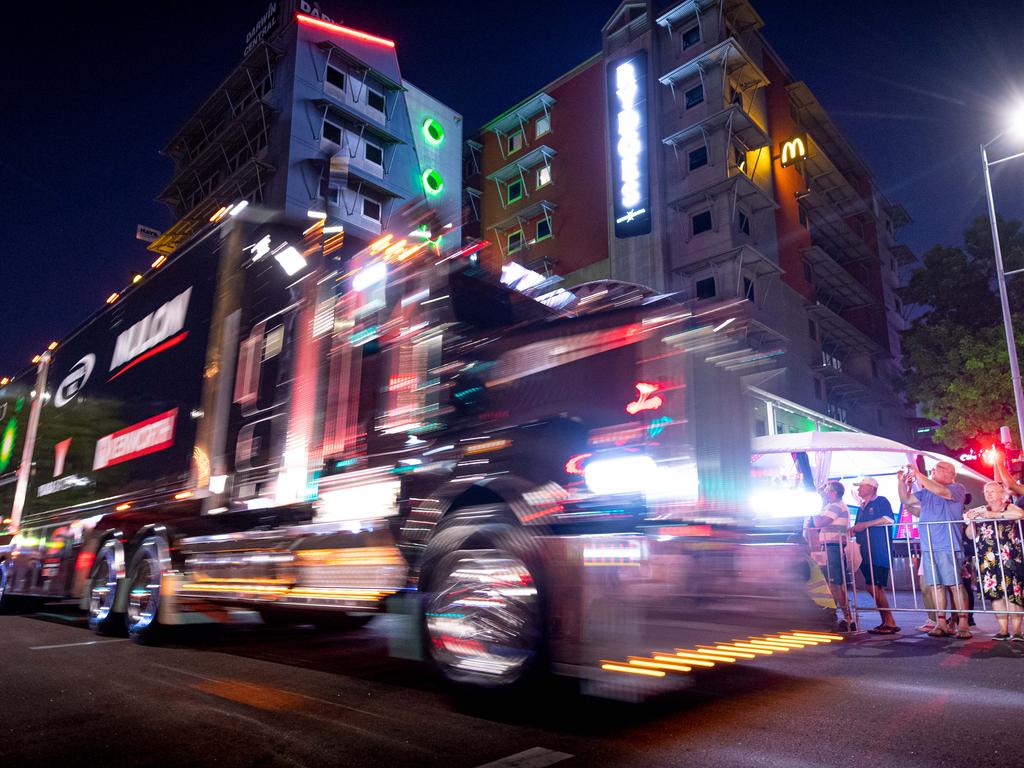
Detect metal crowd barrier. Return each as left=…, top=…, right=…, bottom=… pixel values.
left=815, top=516, right=1024, bottom=630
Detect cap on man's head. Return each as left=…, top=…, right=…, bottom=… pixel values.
left=854, top=476, right=879, bottom=489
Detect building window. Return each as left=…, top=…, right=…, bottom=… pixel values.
left=323, top=119, right=342, bottom=146
left=738, top=210, right=750, bottom=235
left=808, top=319, right=817, bottom=340
left=362, top=197, right=382, bottom=222
left=507, top=229, right=524, bottom=254
left=507, top=178, right=524, bottom=204
left=688, top=145, right=708, bottom=171
left=734, top=146, right=747, bottom=174
left=507, top=130, right=523, bottom=154
left=803, top=261, right=813, bottom=283
left=691, top=209, right=713, bottom=236
left=366, top=88, right=386, bottom=114
left=682, top=24, right=701, bottom=49
left=536, top=165, right=552, bottom=188
left=798, top=207, right=808, bottom=229
left=326, top=65, right=346, bottom=92
left=822, top=349, right=843, bottom=371
left=685, top=84, right=704, bottom=109
left=744, top=276, right=755, bottom=302
left=814, top=377, right=823, bottom=399
left=871, top=358, right=879, bottom=379
left=535, top=113, right=551, bottom=138
left=695, top=276, right=716, bottom=299
left=536, top=218, right=552, bottom=241
left=895, top=297, right=903, bottom=313
left=364, top=141, right=384, bottom=168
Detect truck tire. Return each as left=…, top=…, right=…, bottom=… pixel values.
left=125, top=536, right=168, bottom=644
left=87, top=539, right=125, bottom=635
left=419, top=512, right=546, bottom=690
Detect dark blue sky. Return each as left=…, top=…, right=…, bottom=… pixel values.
left=2, top=0, right=1023, bottom=377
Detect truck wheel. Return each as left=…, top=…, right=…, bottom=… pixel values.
left=125, top=537, right=168, bottom=644
left=420, top=517, right=545, bottom=690
left=88, top=539, right=124, bottom=635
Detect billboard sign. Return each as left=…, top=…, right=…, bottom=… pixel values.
left=607, top=51, right=652, bottom=238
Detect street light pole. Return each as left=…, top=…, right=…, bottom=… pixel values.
left=980, top=140, right=1024, bottom=445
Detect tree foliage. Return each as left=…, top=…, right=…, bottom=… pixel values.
left=902, top=215, right=1024, bottom=447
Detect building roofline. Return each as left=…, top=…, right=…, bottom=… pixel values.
left=478, top=52, right=603, bottom=133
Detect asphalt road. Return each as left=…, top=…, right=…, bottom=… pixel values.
left=2, top=605, right=1023, bottom=768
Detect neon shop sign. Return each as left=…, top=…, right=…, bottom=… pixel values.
left=608, top=52, right=651, bottom=238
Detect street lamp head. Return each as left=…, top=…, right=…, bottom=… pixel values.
left=1008, top=103, right=1024, bottom=140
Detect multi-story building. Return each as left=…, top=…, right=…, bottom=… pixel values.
left=472, top=0, right=914, bottom=441
left=151, top=1, right=462, bottom=259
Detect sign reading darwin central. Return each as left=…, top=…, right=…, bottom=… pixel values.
left=607, top=51, right=651, bottom=238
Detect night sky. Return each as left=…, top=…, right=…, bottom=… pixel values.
left=2, top=0, right=1023, bottom=377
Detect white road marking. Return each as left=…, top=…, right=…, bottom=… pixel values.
left=30, top=639, right=129, bottom=650
left=473, top=747, right=573, bottom=768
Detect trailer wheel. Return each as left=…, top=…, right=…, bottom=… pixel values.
left=88, top=539, right=124, bottom=635
left=420, top=515, right=545, bottom=690
left=125, top=536, right=168, bottom=644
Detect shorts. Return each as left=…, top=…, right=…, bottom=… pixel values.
left=859, top=562, right=890, bottom=588
left=824, top=543, right=848, bottom=586
left=921, top=549, right=964, bottom=587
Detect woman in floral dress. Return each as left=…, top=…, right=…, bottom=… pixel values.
left=964, top=481, right=1024, bottom=640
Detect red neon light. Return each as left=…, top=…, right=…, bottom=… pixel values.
left=296, top=14, right=396, bottom=48
left=564, top=453, right=592, bottom=475
left=107, top=331, right=188, bottom=382
left=626, top=382, right=664, bottom=415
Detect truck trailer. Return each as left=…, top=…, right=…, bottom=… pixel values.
left=0, top=203, right=829, bottom=693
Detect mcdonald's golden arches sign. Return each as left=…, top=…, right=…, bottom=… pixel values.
left=779, top=135, right=809, bottom=167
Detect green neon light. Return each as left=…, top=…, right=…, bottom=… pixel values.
left=422, top=168, right=444, bottom=196
left=0, top=417, right=16, bottom=472
left=422, top=117, right=445, bottom=145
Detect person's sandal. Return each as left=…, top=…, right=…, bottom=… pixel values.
left=955, top=629, right=972, bottom=640
left=918, top=622, right=936, bottom=633
left=928, top=627, right=950, bottom=638
left=868, top=625, right=901, bottom=635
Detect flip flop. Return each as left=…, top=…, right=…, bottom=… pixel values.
left=868, top=625, right=900, bottom=635
left=955, top=629, right=973, bottom=640
left=917, top=623, right=936, bottom=632
left=928, top=627, right=950, bottom=638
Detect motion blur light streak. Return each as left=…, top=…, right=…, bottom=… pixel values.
left=601, top=662, right=666, bottom=678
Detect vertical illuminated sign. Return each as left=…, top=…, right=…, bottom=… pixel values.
left=608, top=52, right=651, bottom=238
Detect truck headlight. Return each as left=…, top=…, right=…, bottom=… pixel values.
left=583, top=455, right=658, bottom=496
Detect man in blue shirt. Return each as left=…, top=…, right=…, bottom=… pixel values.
left=898, top=461, right=970, bottom=639
left=849, top=476, right=899, bottom=634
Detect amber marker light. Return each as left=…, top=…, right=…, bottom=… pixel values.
left=628, top=658, right=692, bottom=673
left=174, top=490, right=193, bottom=500
left=601, top=662, right=665, bottom=678
left=652, top=653, right=713, bottom=668
left=106, top=292, right=120, bottom=304
left=115, top=503, right=132, bottom=512
left=47, top=341, right=58, bottom=351
left=789, top=631, right=843, bottom=641
left=31, top=355, right=41, bottom=364
left=151, top=255, right=167, bottom=269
